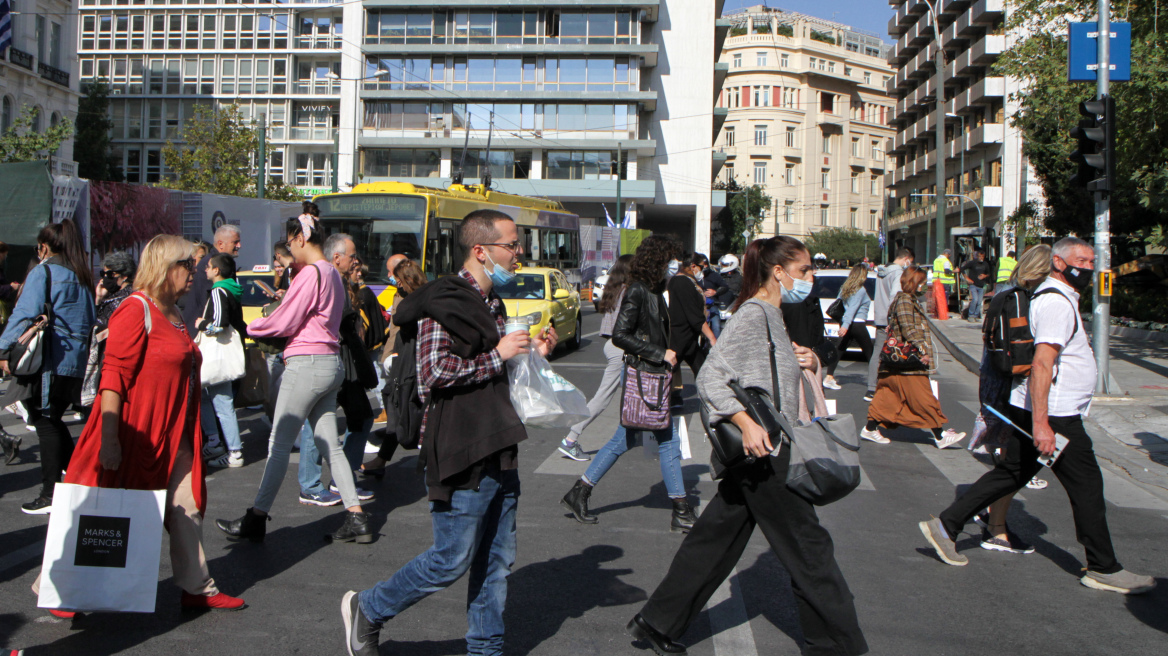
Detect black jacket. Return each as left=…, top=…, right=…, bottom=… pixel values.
left=667, top=274, right=706, bottom=354
left=780, top=293, right=825, bottom=349
left=716, top=270, right=743, bottom=308
left=613, top=280, right=671, bottom=374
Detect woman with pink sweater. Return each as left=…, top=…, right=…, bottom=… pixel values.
left=215, top=206, right=371, bottom=544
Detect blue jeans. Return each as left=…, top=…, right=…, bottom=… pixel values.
left=296, top=420, right=326, bottom=495
left=200, top=381, right=241, bottom=452
left=359, top=467, right=520, bottom=656
left=968, top=285, right=985, bottom=319
left=708, top=312, right=723, bottom=338
left=583, top=424, right=685, bottom=498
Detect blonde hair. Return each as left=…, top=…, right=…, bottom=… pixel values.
left=136, top=234, right=193, bottom=298
left=838, top=264, right=868, bottom=300
left=1010, top=244, right=1052, bottom=290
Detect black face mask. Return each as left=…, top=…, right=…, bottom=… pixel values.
left=1061, top=263, right=1093, bottom=291
left=101, top=276, right=120, bottom=294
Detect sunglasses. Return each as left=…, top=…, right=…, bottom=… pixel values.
left=100, top=270, right=118, bottom=279
left=174, top=259, right=196, bottom=272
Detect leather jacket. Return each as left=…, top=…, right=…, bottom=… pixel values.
left=612, top=280, right=671, bottom=374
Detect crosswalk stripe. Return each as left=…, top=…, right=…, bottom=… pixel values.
left=1099, top=468, right=1168, bottom=511
left=915, top=443, right=1026, bottom=501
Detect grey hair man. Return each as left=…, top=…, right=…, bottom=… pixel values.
left=921, top=237, right=1156, bottom=594
left=325, top=233, right=358, bottom=274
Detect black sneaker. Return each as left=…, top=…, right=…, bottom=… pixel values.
left=21, top=496, right=53, bottom=515
left=330, top=484, right=375, bottom=502
left=341, top=591, right=380, bottom=656
left=979, top=528, right=1035, bottom=554
left=863, top=393, right=875, bottom=402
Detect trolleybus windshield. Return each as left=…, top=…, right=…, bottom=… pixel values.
left=315, top=195, right=426, bottom=283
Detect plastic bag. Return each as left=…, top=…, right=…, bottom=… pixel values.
left=507, top=349, right=590, bottom=428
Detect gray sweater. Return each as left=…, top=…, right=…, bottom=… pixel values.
left=873, top=263, right=905, bottom=328
left=697, top=299, right=802, bottom=427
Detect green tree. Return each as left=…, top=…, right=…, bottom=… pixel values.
left=713, top=180, right=772, bottom=254
left=802, top=227, right=880, bottom=263
left=161, top=102, right=304, bottom=200
left=74, top=79, right=119, bottom=181
left=996, top=1, right=1168, bottom=241
left=0, top=106, right=74, bottom=162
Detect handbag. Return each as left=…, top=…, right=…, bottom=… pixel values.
left=826, top=297, right=846, bottom=323
left=37, top=483, right=167, bottom=613
left=233, top=347, right=270, bottom=409
left=779, top=371, right=862, bottom=506
left=81, top=296, right=153, bottom=407
left=10, top=265, right=53, bottom=377
left=195, top=325, right=247, bottom=387
left=878, top=298, right=929, bottom=371
left=620, top=364, right=672, bottom=430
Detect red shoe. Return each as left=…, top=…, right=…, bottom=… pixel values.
left=181, top=591, right=247, bottom=611
left=48, top=609, right=76, bottom=619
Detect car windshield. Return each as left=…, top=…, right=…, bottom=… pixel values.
left=812, top=274, right=877, bottom=300
left=238, top=275, right=280, bottom=307
left=494, top=273, right=546, bottom=300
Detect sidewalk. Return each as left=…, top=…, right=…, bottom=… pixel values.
left=928, top=315, right=1168, bottom=501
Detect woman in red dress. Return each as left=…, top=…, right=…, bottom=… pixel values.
left=53, top=235, right=244, bottom=613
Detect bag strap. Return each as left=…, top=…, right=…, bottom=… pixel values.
left=134, top=294, right=152, bottom=334
left=744, top=300, right=781, bottom=412
left=634, top=367, right=667, bottom=412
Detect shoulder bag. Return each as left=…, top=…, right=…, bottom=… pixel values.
left=780, top=372, right=861, bottom=506
left=620, top=365, right=672, bottom=430
left=81, top=295, right=153, bottom=407
left=826, top=297, right=846, bottom=323
left=11, top=265, right=53, bottom=377
left=878, top=298, right=929, bottom=371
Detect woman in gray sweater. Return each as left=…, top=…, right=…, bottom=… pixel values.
left=627, top=236, right=868, bottom=656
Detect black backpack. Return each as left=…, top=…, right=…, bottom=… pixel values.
left=983, top=286, right=1077, bottom=376
left=386, top=321, right=425, bottom=449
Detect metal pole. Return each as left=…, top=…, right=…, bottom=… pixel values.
left=352, top=78, right=359, bottom=188
left=1094, top=0, right=1111, bottom=394
left=256, top=113, right=266, bottom=199
left=961, top=116, right=967, bottom=226
left=332, top=128, right=340, bottom=193
left=930, top=1, right=946, bottom=265
left=616, top=142, right=622, bottom=228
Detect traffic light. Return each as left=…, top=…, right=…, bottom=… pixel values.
left=1069, top=95, right=1116, bottom=194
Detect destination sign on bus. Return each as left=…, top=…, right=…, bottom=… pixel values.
left=316, top=195, right=426, bottom=219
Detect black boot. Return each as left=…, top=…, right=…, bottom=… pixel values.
left=330, top=511, right=373, bottom=544
left=216, top=508, right=270, bottom=543
left=561, top=479, right=598, bottom=524
left=670, top=499, right=696, bottom=534
left=0, top=429, right=20, bottom=465
left=627, top=613, right=688, bottom=655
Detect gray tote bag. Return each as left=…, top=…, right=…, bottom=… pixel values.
left=777, top=373, right=862, bottom=506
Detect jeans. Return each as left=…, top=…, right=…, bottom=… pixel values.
left=253, top=354, right=360, bottom=511
left=994, top=282, right=1010, bottom=295
left=359, top=467, right=520, bottom=656
left=199, top=381, right=241, bottom=452
left=296, top=420, right=326, bottom=496
left=566, top=339, right=624, bottom=442
left=866, top=327, right=887, bottom=394
left=968, top=285, right=985, bottom=319
left=582, top=424, right=685, bottom=498
left=708, top=312, right=723, bottom=338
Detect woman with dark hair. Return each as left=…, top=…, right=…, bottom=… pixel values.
left=861, top=265, right=966, bottom=448
left=216, top=211, right=372, bottom=544
left=0, top=219, right=97, bottom=514
left=824, top=264, right=874, bottom=390
left=666, top=252, right=717, bottom=404
left=560, top=236, right=698, bottom=533
left=627, top=237, right=868, bottom=656
left=95, top=250, right=137, bottom=330
left=555, top=253, right=634, bottom=462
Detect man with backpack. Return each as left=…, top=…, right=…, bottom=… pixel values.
left=920, top=238, right=1156, bottom=594
left=342, top=210, right=557, bottom=655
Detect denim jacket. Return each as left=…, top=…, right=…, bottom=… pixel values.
left=0, top=259, right=96, bottom=379
left=839, top=287, right=871, bottom=329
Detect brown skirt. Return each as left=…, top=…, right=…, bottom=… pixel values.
left=867, top=373, right=948, bottom=430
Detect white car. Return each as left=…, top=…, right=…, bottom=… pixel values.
left=592, top=273, right=609, bottom=304
left=813, top=269, right=878, bottom=350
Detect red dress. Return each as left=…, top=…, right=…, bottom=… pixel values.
left=64, top=293, right=208, bottom=513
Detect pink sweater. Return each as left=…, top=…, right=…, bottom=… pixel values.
left=247, top=260, right=343, bottom=357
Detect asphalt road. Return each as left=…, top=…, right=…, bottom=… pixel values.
left=1, top=306, right=1166, bottom=655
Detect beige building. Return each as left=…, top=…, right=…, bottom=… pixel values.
left=716, top=6, right=894, bottom=241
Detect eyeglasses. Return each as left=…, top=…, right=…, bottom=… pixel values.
left=481, top=241, right=522, bottom=254
left=174, top=259, right=196, bottom=272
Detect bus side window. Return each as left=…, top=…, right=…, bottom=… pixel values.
left=427, top=224, right=456, bottom=277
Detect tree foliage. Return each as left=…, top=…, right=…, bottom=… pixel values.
left=0, top=106, right=74, bottom=163
left=802, top=227, right=880, bottom=263
left=74, top=79, right=120, bottom=181
left=712, top=180, right=772, bottom=254
left=997, top=0, right=1168, bottom=247
left=160, top=102, right=305, bottom=201
left=88, top=180, right=181, bottom=255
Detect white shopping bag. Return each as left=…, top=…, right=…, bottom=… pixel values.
left=38, top=484, right=166, bottom=613
left=678, top=415, right=692, bottom=460
left=825, top=399, right=837, bottom=415
left=930, top=379, right=939, bottom=400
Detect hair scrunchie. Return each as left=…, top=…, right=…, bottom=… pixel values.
left=297, top=213, right=314, bottom=240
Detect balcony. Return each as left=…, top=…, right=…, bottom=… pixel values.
left=293, top=36, right=344, bottom=50
left=968, top=122, right=1004, bottom=148
left=39, top=62, right=70, bottom=88
left=8, top=47, right=34, bottom=71
left=715, top=18, right=731, bottom=58
left=817, top=111, right=845, bottom=127
left=712, top=107, right=728, bottom=141
left=972, top=34, right=1006, bottom=64
left=971, top=0, right=1006, bottom=25
left=712, top=149, right=728, bottom=180
left=713, top=61, right=728, bottom=97
left=967, top=76, right=1005, bottom=106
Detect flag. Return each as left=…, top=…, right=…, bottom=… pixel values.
left=0, top=0, right=13, bottom=55
left=878, top=216, right=886, bottom=248
left=602, top=204, right=615, bottom=227
left=620, top=203, right=635, bottom=230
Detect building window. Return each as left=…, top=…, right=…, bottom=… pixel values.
left=990, top=159, right=1003, bottom=186
left=723, top=162, right=734, bottom=184
left=844, top=66, right=852, bottom=77
left=821, top=134, right=831, bottom=154
left=780, top=53, right=789, bottom=67
left=851, top=137, right=860, bottom=157
left=753, top=161, right=767, bottom=185
left=850, top=171, right=859, bottom=193
left=724, top=127, right=734, bottom=147
left=871, top=140, right=881, bottom=159
left=785, top=126, right=795, bottom=148
left=295, top=152, right=331, bottom=186
left=864, top=71, right=872, bottom=84
left=871, top=209, right=878, bottom=230
left=733, top=53, right=741, bottom=68
left=820, top=205, right=829, bottom=225
left=546, top=150, right=624, bottom=180
left=754, top=125, right=767, bottom=146
left=784, top=200, right=794, bottom=223
left=821, top=169, right=830, bottom=188
left=808, top=57, right=816, bottom=69
left=871, top=175, right=880, bottom=195
left=821, top=92, right=835, bottom=114
left=363, top=149, right=441, bottom=177
left=754, top=86, right=770, bottom=107
left=850, top=207, right=858, bottom=228
left=784, top=163, right=794, bottom=185
left=756, top=51, right=767, bottom=66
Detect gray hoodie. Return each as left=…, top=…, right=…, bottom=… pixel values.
left=873, top=263, right=905, bottom=328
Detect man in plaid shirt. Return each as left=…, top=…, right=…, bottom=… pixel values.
left=344, top=210, right=556, bottom=656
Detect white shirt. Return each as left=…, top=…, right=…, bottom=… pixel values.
left=1009, top=277, right=1095, bottom=417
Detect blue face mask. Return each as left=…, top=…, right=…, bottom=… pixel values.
left=780, top=274, right=814, bottom=304
left=388, top=276, right=398, bottom=287
left=484, top=251, right=516, bottom=286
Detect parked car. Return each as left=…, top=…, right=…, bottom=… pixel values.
left=496, top=266, right=583, bottom=350
left=591, top=273, right=609, bottom=305
left=812, top=269, right=878, bottom=352
left=237, top=266, right=280, bottom=327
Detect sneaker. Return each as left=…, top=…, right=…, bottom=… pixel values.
left=558, top=438, right=591, bottom=462
left=822, top=377, right=841, bottom=391
left=1080, top=569, right=1157, bottom=595
left=208, top=451, right=244, bottom=468
left=21, top=496, right=53, bottom=515
left=1025, top=477, right=1049, bottom=490
left=6, top=402, right=28, bottom=423
left=979, top=528, right=1035, bottom=554
left=201, top=443, right=227, bottom=461
left=330, top=484, right=375, bottom=502
left=860, top=427, right=890, bottom=444
left=299, top=490, right=343, bottom=507
left=863, top=393, right=875, bottom=402
left=973, top=511, right=990, bottom=530
left=934, top=429, right=967, bottom=450
left=341, top=590, right=380, bottom=656
left=181, top=590, right=247, bottom=611
left=919, top=517, right=968, bottom=566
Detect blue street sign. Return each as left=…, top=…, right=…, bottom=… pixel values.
left=1068, top=22, right=1131, bottom=82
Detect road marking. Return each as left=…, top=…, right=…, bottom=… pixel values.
left=582, top=330, right=601, bottom=339
left=857, top=464, right=876, bottom=491
left=706, top=569, right=758, bottom=656
left=0, top=541, right=44, bottom=576
left=1099, top=468, right=1168, bottom=511
left=914, top=443, right=1025, bottom=500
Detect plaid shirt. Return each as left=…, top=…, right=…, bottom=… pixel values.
left=885, top=291, right=933, bottom=375
left=416, top=268, right=506, bottom=433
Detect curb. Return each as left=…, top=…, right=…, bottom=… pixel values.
left=926, top=317, right=980, bottom=375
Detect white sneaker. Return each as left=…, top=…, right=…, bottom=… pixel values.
left=934, top=429, right=967, bottom=450
left=822, top=377, right=841, bottom=391
left=208, top=451, right=244, bottom=468
left=860, top=427, right=890, bottom=444
left=6, top=402, right=28, bottom=422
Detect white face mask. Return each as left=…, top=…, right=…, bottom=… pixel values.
left=694, top=269, right=704, bottom=282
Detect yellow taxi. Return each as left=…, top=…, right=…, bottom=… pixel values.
left=496, top=266, right=583, bottom=350
left=237, top=266, right=282, bottom=327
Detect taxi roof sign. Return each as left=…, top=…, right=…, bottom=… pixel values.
left=251, top=264, right=272, bottom=273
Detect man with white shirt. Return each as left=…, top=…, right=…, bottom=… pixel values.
left=920, top=237, right=1155, bottom=594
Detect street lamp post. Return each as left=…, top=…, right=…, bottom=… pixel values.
left=945, top=112, right=967, bottom=226
left=327, top=69, right=389, bottom=189
left=922, top=0, right=946, bottom=265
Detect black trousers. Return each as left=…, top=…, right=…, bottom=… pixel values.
left=29, top=375, right=81, bottom=499
left=671, top=340, right=707, bottom=393
left=827, top=322, right=874, bottom=377
left=639, top=451, right=868, bottom=656
left=939, top=406, right=1120, bottom=573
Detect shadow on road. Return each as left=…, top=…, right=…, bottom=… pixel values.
left=1126, top=580, right=1168, bottom=634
